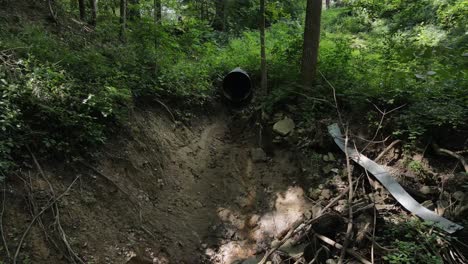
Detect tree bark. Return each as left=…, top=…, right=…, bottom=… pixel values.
left=128, top=0, right=140, bottom=20
left=88, top=0, right=97, bottom=26
left=301, top=0, right=322, bottom=89
left=120, top=0, right=127, bottom=41
left=213, top=0, right=225, bottom=31
left=78, top=0, right=86, bottom=20
left=154, top=0, right=161, bottom=24
left=260, top=0, right=267, bottom=94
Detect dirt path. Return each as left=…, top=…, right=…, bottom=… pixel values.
left=4, top=106, right=317, bottom=264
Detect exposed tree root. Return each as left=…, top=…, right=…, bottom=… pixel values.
left=432, top=143, right=468, bottom=173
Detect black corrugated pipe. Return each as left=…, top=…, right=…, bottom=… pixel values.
left=222, top=68, right=252, bottom=104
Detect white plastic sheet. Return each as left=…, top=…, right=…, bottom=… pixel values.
left=328, top=123, right=463, bottom=234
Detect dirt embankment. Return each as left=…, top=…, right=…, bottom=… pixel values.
left=3, top=106, right=319, bottom=263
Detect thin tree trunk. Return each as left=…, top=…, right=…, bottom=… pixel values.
left=120, top=0, right=127, bottom=41
left=301, top=0, right=322, bottom=89
left=326, top=0, right=330, bottom=9
left=213, top=0, right=224, bottom=31
left=128, top=0, right=140, bottom=20
left=89, top=0, right=97, bottom=26
left=78, top=0, right=86, bottom=20
left=260, top=0, right=267, bottom=94
left=154, top=0, right=161, bottom=24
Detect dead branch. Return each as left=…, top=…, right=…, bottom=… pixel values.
left=375, top=140, right=402, bottom=162
left=13, top=176, right=80, bottom=264
left=361, top=104, right=406, bottom=153
left=318, top=70, right=343, bottom=127
left=258, top=186, right=350, bottom=264
left=315, top=233, right=372, bottom=264
left=432, top=143, right=468, bottom=173
left=339, top=127, right=354, bottom=264
left=47, top=0, right=58, bottom=24
left=153, top=98, right=176, bottom=123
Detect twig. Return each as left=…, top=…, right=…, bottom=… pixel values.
left=153, top=98, right=176, bottom=123
left=339, top=126, right=354, bottom=264
left=13, top=176, right=80, bottom=264
left=290, top=91, right=337, bottom=108
left=55, top=207, right=85, bottom=264
left=258, top=186, right=350, bottom=264
left=432, top=143, right=468, bottom=173
left=361, top=104, right=406, bottom=153
left=364, top=169, right=376, bottom=264
left=318, top=70, right=343, bottom=127
left=315, top=233, right=372, bottom=264
left=375, top=140, right=402, bottom=162
left=0, top=177, right=10, bottom=260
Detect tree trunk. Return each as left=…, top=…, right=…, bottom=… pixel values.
left=154, top=0, right=161, bottom=24
left=326, top=0, right=330, bottom=9
left=78, top=0, right=86, bottom=20
left=260, top=0, right=267, bottom=94
left=120, top=0, right=127, bottom=41
left=301, top=0, right=322, bottom=89
left=89, top=0, right=97, bottom=26
left=128, top=0, right=140, bottom=20
left=213, top=0, right=224, bottom=31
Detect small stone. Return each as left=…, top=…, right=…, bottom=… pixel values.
left=251, top=148, right=267, bottom=162
left=419, top=186, right=438, bottom=195
left=321, top=189, right=332, bottom=199
left=309, top=188, right=321, bottom=200
left=327, top=152, right=336, bottom=161
left=453, top=191, right=465, bottom=201
left=323, top=155, right=329, bottom=162
left=273, top=117, right=295, bottom=136
left=248, top=215, right=260, bottom=227
left=422, top=200, right=435, bottom=211
left=326, top=259, right=337, bottom=264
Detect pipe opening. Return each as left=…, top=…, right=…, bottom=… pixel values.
left=222, top=68, right=252, bottom=103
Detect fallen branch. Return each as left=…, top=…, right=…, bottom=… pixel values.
left=375, top=140, right=402, bottom=162
left=258, top=186, right=350, bottom=264
left=432, top=143, right=468, bottom=173
left=315, top=233, right=372, bottom=264
left=339, top=127, right=354, bottom=264
left=13, top=176, right=80, bottom=264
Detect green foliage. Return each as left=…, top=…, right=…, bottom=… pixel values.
left=319, top=3, right=467, bottom=140
left=381, top=220, right=444, bottom=264
left=0, top=52, right=131, bottom=172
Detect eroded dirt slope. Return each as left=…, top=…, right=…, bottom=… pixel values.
left=3, top=106, right=317, bottom=264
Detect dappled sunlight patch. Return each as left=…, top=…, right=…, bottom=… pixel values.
left=207, top=186, right=313, bottom=263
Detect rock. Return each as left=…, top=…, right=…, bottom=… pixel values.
left=421, top=200, right=435, bottom=211
left=321, top=189, right=332, bottom=199
left=273, top=117, right=295, bottom=136
left=322, top=164, right=334, bottom=174
left=309, top=188, right=321, bottom=200
left=327, top=152, right=336, bottom=161
left=326, top=259, right=337, bottom=264
left=251, top=148, right=267, bottom=162
left=419, top=186, right=438, bottom=195
left=248, top=215, right=260, bottom=227
left=323, top=155, right=329, bottom=162
left=453, top=191, right=465, bottom=201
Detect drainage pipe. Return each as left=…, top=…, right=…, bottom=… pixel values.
left=222, top=68, right=252, bottom=103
